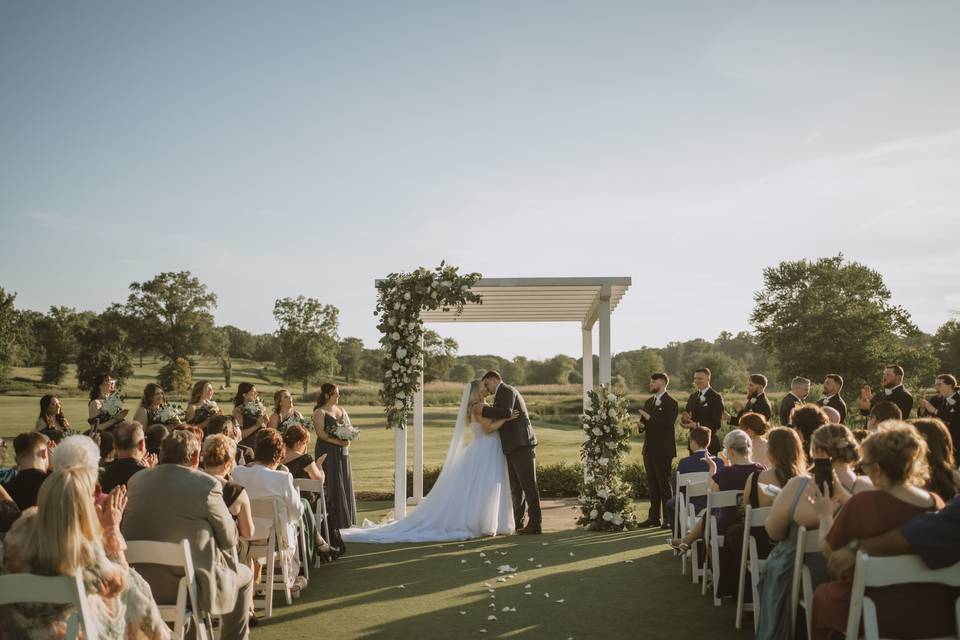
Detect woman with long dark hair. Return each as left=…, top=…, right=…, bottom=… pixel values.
left=312, top=383, right=356, bottom=554
left=232, top=382, right=268, bottom=449
left=911, top=417, right=960, bottom=501
left=87, top=373, right=128, bottom=431
left=132, top=383, right=167, bottom=427
left=184, top=380, right=220, bottom=429
left=34, top=395, right=70, bottom=434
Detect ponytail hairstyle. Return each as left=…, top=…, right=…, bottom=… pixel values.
left=233, top=382, right=255, bottom=407
left=314, top=383, right=338, bottom=410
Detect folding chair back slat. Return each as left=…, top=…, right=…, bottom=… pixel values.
left=0, top=573, right=95, bottom=640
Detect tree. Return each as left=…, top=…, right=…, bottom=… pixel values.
left=423, top=330, right=458, bottom=382
left=222, top=325, right=256, bottom=360
left=751, top=255, right=924, bottom=390
left=612, top=348, right=665, bottom=389
left=273, top=296, right=340, bottom=392
left=12, top=309, right=46, bottom=367
left=75, top=307, right=134, bottom=391
left=338, top=337, right=365, bottom=382
left=502, top=356, right=528, bottom=385
left=125, top=271, right=218, bottom=364
left=527, top=354, right=576, bottom=384
left=681, top=349, right=748, bottom=392
left=0, top=288, right=16, bottom=380
left=252, top=333, right=279, bottom=363
left=206, top=327, right=232, bottom=388
left=36, top=306, right=90, bottom=384
left=360, top=347, right=383, bottom=381
left=159, top=357, right=193, bottom=393
left=449, top=361, right=476, bottom=382
left=933, top=318, right=960, bottom=374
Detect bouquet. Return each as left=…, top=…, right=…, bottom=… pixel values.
left=241, top=398, right=267, bottom=421
left=193, top=399, right=220, bottom=424
left=156, top=403, right=185, bottom=426
left=324, top=413, right=360, bottom=441
left=277, top=411, right=311, bottom=436
left=99, top=393, right=125, bottom=419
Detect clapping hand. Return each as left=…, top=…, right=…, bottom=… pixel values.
left=920, top=398, right=936, bottom=414
left=680, top=411, right=693, bottom=428
left=858, top=385, right=874, bottom=410
left=96, top=485, right=127, bottom=531
left=732, top=400, right=744, bottom=412
left=142, top=452, right=158, bottom=468
left=703, top=452, right=718, bottom=476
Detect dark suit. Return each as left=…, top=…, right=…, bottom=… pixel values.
left=728, top=393, right=772, bottom=426
left=819, top=394, right=848, bottom=423
left=482, top=382, right=540, bottom=529
left=686, top=387, right=725, bottom=454
left=860, top=384, right=913, bottom=420
left=919, top=392, right=960, bottom=460
left=639, top=392, right=678, bottom=522
left=778, top=392, right=804, bottom=426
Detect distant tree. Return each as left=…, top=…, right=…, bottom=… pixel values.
left=933, top=318, right=960, bottom=375
left=751, top=255, right=925, bottom=390
left=527, top=354, right=576, bottom=385
left=12, top=309, right=46, bottom=367
left=681, top=349, right=748, bottom=392
left=423, top=330, right=458, bottom=382
left=36, top=306, right=91, bottom=384
left=75, top=306, right=134, bottom=391
left=338, top=337, right=365, bottom=383
left=502, top=356, right=528, bottom=385
left=206, top=327, right=232, bottom=388
left=449, top=362, right=476, bottom=382
left=159, top=357, right=193, bottom=393
left=0, top=288, right=16, bottom=380
left=252, top=333, right=279, bottom=362
left=273, top=296, right=340, bottom=392
left=360, top=347, right=384, bottom=381
left=222, top=325, right=256, bottom=360
left=125, top=271, right=218, bottom=364
left=612, top=348, right=665, bottom=389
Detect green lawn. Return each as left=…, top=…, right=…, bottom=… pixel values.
left=252, top=516, right=746, bottom=639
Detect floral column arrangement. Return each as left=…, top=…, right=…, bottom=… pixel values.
left=578, top=385, right=638, bottom=530
left=375, top=262, right=482, bottom=429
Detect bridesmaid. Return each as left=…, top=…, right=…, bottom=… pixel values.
left=87, top=373, right=128, bottom=431
left=185, top=380, right=221, bottom=430
left=233, top=383, right=268, bottom=449
left=312, top=383, right=357, bottom=554
left=267, top=389, right=306, bottom=435
left=131, top=383, right=167, bottom=426
left=34, top=395, right=71, bottom=434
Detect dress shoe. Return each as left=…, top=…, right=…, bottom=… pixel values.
left=516, top=525, right=542, bottom=535
left=637, top=519, right=662, bottom=528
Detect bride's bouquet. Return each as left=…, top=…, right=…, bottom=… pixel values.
left=324, top=413, right=360, bottom=441
left=240, top=398, right=267, bottom=421
left=98, top=392, right=125, bottom=419
left=277, top=411, right=311, bottom=436
left=193, top=399, right=220, bottom=424
left=156, top=403, right=185, bottom=426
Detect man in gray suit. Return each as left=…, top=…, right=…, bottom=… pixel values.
left=122, top=430, right=253, bottom=639
left=481, top=370, right=541, bottom=535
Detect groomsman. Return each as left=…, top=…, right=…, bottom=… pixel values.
left=727, top=374, right=772, bottom=426
left=820, top=374, right=848, bottom=423
left=681, top=368, right=725, bottom=455
left=918, top=374, right=960, bottom=460
left=859, top=364, right=914, bottom=419
left=636, top=372, right=679, bottom=529
left=779, top=377, right=810, bottom=426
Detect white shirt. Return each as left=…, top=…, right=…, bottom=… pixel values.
left=699, top=386, right=712, bottom=400
left=232, top=464, right=304, bottom=550
left=884, top=383, right=903, bottom=396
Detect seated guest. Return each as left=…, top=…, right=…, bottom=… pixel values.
left=744, top=427, right=806, bottom=508
left=665, top=426, right=725, bottom=529
left=819, top=374, right=847, bottom=423
left=809, top=422, right=950, bottom=640
left=911, top=417, right=960, bottom=501
left=34, top=394, right=70, bottom=435
left=231, top=429, right=305, bottom=586
left=205, top=414, right=253, bottom=465
left=728, top=374, right=772, bottom=426
left=0, top=437, right=15, bottom=484
left=201, top=435, right=254, bottom=540
left=918, top=374, right=960, bottom=460
left=738, top=412, right=771, bottom=467
left=101, top=421, right=156, bottom=494
left=2, top=432, right=50, bottom=510
left=779, top=377, right=810, bottom=426
left=144, top=424, right=168, bottom=457
left=789, top=403, right=828, bottom=450
left=867, top=399, right=902, bottom=431
left=670, top=429, right=763, bottom=551
left=98, top=429, right=116, bottom=465
left=281, top=425, right=325, bottom=482
left=0, top=465, right=169, bottom=639
left=122, top=430, right=253, bottom=640
left=821, top=405, right=842, bottom=424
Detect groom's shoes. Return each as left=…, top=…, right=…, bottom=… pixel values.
left=637, top=519, right=662, bottom=528
left=517, top=525, right=542, bottom=535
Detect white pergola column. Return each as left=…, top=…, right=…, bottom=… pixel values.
left=581, top=325, right=593, bottom=410
left=598, top=285, right=612, bottom=385
left=393, top=420, right=407, bottom=519
left=410, top=340, right=425, bottom=505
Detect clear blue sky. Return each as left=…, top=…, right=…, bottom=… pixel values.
left=2, top=1, right=958, bottom=358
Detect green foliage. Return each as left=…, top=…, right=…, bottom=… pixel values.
left=125, top=271, right=218, bottom=363
left=75, top=308, right=134, bottom=391
left=37, top=306, right=91, bottom=384
left=222, top=325, right=257, bottom=359
left=11, top=309, right=46, bottom=367
left=751, top=255, right=928, bottom=390
left=158, top=357, right=193, bottom=393
left=0, top=288, right=16, bottom=380
left=407, top=461, right=585, bottom=498
left=502, top=356, right=528, bottom=385
left=251, top=333, right=279, bottom=363
left=448, top=361, right=476, bottom=383
left=273, top=296, right=340, bottom=392
left=933, top=318, right=960, bottom=376
left=423, top=330, right=458, bottom=382
left=205, top=327, right=232, bottom=387
left=338, top=337, right=365, bottom=382
left=527, top=354, right=576, bottom=385
left=612, top=348, right=665, bottom=390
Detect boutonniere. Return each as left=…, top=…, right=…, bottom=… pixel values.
left=947, top=396, right=956, bottom=407
left=747, top=397, right=755, bottom=405
left=883, top=388, right=893, bottom=396
left=700, top=397, right=708, bottom=405
left=654, top=397, right=662, bottom=407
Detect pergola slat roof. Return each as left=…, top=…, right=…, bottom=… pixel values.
left=419, top=277, right=631, bottom=325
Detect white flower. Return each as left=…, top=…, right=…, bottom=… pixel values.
left=602, top=512, right=614, bottom=522
left=393, top=303, right=400, bottom=310
left=582, top=433, right=590, bottom=442
left=596, top=489, right=608, bottom=499
left=392, top=363, right=400, bottom=371
left=598, top=457, right=609, bottom=466
left=589, top=509, right=599, bottom=519
left=394, top=400, right=404, bottom=409
left=606, top=441, right=617, bottom=449
left=431, top=291, right=438, bottom=298
left=608, top=408, right=617, bottom=419
left=461, top=284, right=468, bottom=291
left=612, top=514, right=623, bottom=526
left=391, top=332, right=401, bottom=341
left=403, top=292, right=411, bottom=300
left=388, top=317, right=396, bottom=326
left=591, top=427, right=602, bottom=436
left=396, top=347, right=407, bottom=359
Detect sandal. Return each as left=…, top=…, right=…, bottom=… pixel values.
left=670, top=539, right=690, bottom=553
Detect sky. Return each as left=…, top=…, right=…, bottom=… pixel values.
left=2, top=1, right=959, bottom=359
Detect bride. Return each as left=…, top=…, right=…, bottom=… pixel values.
left=340, top=380, right=517, bottom=543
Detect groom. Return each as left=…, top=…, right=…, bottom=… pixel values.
left=481, top=370, right=542, bottom=535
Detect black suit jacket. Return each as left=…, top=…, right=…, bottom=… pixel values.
left=819, top=395, right=848, bottom=423
left=860, top=385, right=913, bottom=419
left=685, top=388, right=724, bottom=434
left=728, top=393, right=772, bottom=426
left=919, top=392, right=960, bottom=456
left=640, top=393, right=678, bottom=459
left=778, top=393, right=804, bottom=426
left=482, top=382, right=537, bottom=454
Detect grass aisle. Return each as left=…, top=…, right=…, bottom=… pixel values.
left=254, top=512, right=747, bottom=640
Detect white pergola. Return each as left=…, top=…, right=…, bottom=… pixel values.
left=385, top=276, right=632, bottom=518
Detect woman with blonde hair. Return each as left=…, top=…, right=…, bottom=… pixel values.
left=0, top=466, right=169, bottom=639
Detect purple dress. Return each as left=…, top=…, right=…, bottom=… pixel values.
left=712, top=462, right=765, bottom=534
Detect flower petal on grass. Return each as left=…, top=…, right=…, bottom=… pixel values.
left=556, top=599, right=565, bottom=603
left=487, top=615, right=497, bottom=621
left=524, top=584, right=532, bottom=589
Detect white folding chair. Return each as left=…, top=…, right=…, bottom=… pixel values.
left=683, top=480, right=710, bottom=583
left=0, top=573, right=96, bottom=639
left=702, top=489, right=743, bottom=604
left=735, top=505, right=771, bottom=630
left=790, top=526, right=820, bottom=640
left=675, top=471, right=711, bottom=559
left=293, top=477, right=330, bottom=568
left=249, top=497, right=293, bottom=617
left=125, top=539, right=209, bottom=640
left=846, top=552, right=960, bottom=640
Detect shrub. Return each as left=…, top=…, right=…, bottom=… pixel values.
left=158, top=357, right=192, bottom=393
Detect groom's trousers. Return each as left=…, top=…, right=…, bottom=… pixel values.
left=506, top=446, right=541, bottom=528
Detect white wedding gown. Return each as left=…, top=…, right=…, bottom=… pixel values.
left=340, top=384, right=515, bottom=543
